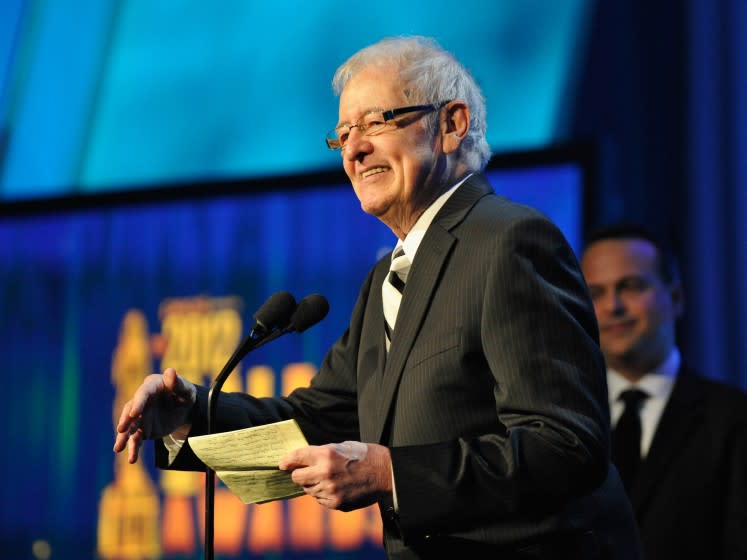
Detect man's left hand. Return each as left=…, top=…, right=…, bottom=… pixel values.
left=279, top=441, right=392, bottom=511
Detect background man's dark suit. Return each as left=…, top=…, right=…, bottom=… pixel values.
left=630, top=367, right=747, bottom=560
left=163, top=175, right=641, bottom=559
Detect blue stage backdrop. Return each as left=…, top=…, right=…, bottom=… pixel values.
left=0, top=150, right=586, bottom=559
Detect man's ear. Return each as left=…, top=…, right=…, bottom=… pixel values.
left=441, top=100, right=470, bottom=154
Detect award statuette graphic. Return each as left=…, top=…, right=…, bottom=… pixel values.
left=98, top=310, right=161, bottom=560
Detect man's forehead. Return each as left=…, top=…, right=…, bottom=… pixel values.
left=586, top=238, right=658, bottom=261
left=339, top=68, right=405, bottom=114
left=584, top=241, right=664, bottom=287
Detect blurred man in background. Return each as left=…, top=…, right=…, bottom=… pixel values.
left=581, top=224, right=747, bottom=560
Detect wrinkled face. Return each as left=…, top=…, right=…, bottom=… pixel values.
left=337, top=65, right=446, bottom=234
left=581, top=238, right=682, bottom=375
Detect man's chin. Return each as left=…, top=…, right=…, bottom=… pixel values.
left=603, top=345, right=656, bottom=376
left=601, top=344, right=638, bottom=368
left=359, top=204, right=387, bottom=220
left=358, top=197, right=391, bottom=219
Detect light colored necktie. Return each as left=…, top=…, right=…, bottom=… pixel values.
left=382, top=247, right=410, bottom=351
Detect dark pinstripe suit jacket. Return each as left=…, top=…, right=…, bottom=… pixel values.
left=162, top=174, right=641, bottom=559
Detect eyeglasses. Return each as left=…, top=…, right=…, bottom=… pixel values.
left=325, top=102, right=449, bottom=150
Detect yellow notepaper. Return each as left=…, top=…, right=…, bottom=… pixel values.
left=188, top=419, right=308, bottom=504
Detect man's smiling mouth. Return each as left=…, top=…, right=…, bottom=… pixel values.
left=362, top=167, right=388, bottom=178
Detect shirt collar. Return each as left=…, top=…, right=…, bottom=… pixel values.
left=607, top=347, right=681, bottom=401
left=396, top=173, right=473, bottom=261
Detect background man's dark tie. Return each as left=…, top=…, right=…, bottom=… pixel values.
left=612, top=388, right=649, bottom=493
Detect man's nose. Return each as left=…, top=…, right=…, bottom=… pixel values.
left=343, top=127, right=372, bottom=161
left=606, top=290, right=626, bottom=315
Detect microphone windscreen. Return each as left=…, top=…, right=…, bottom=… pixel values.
left=253, top=291, right=297, bottom=331
left=291, top=294, right=329, bottom=332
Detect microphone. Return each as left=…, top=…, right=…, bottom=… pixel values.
left=289, top=293, right=329, bottom=332
left=248, top=290, right=297, bottom=338
left=249, top=293, right=330, bottom=348
left=210, top=291, right=296, bottom=393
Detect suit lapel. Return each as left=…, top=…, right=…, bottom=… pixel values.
left=630, top=370, right=704, bottom=513
left=369, top=175, right=494, bottom=443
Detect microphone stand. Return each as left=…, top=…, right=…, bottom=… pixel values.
left=204, top=327, right=290, bottom=560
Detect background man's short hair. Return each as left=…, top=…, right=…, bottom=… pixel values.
left=584, top=223, right=681, bottom=285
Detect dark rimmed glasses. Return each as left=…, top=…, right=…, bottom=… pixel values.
left=325, top=101, right=450, bottom=150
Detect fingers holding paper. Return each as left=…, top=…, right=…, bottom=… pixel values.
left=279, top=441, right=393, bottom=511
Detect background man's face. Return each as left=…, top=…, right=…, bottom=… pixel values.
left=581, top=238, right=681, bottom=376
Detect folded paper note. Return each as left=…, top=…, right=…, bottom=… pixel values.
left=189, top=419, right=308, bottom=504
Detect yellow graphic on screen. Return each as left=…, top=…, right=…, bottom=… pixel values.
left=98, top=310, right=161, bottom=559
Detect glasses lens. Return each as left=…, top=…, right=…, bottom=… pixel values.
left=326, top=127, right=346, bottom=150
left=324, top=109, right=399, bottom=150
left=361, top=112, right=387, bottom=136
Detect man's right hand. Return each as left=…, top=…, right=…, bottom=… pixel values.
left=113, top=367, right=197, bottom=464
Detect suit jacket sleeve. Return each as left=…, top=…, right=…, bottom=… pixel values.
left=155, top=268, right=375, bottom=470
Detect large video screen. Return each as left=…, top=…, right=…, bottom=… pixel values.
left=0, top=149, right=587, bottom=559
left=0, top=1, right=593, bottom=200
